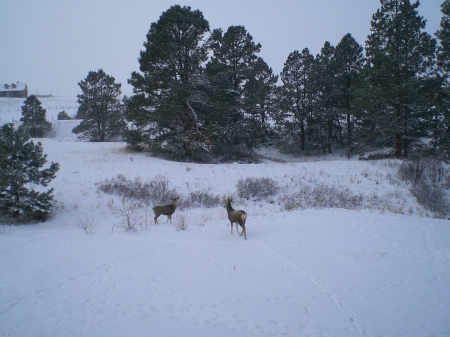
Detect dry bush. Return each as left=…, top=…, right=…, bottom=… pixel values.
left=180, top=190, right=223, bottom=209
left=411, top=182, right=449, bottom=216
left=398, top=158, right=449, bottom=217
left=110, top=196, right=144, bottom=232
left=77, top=215, right=97, bottom=234
left=278, top=184, right=363, bottom=211
left=0, top=227, right=13, bottom=235
left=98, top=174, right=177, bottom=206
left=237, top=177, right=279, bottom=200
left=174, top=213, right=189, bottom=231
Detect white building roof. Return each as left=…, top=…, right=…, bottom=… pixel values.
left=1, top=83, right=28, bottom=92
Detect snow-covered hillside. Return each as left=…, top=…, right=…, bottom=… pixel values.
left=1, top=96, right=450, bottom=337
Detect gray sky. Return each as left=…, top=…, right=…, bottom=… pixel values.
left=1, top=0, right=444, bottom=98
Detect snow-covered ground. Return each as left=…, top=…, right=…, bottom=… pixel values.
left=1, top=97, right=450, bottom=337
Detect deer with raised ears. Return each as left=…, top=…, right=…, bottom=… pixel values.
left=153, top=196, right=179, bottom=224
left=224, top=198, right=247, bottom=240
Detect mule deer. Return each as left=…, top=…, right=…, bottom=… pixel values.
left=153, top=197, right=179, bottom=224
left=224, top=198, right=247, bottom=240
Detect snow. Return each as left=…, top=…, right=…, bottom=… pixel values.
left=1, top=97, right=450, bottom=337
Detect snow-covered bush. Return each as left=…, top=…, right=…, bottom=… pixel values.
left=236, top=177, right=279, bottom=200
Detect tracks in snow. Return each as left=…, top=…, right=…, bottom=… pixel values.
left=250, top=238, right=367, bottom=337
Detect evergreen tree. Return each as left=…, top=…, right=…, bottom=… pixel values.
left=20, top=95, right=52, bottom=137
left=243, top=57, right=278, bottom=148
left=125, top=5, right=210, bottom=158
left=277, top=48, right=316, bottom=152
left=314, top=41, right=339, bottom=154
left=365, top=0, right=436, bottom=157
left=436, top=0, right=450, bottom=73
left=206, top=25, right=262, bottom=152
left=334, top=33, right=364, bottom=150
left=73, top=69, right=125, bottom=142
left=434, top=0, right=450, bottom=156
left=0, top=124, right=59, bottom=222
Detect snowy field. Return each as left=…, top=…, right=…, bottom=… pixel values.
left=1, top=97, right=450, bottom=337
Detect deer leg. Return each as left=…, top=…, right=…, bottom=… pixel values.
left=154, top=215, right=159, bottom=224
left=230, top=221, right=234, bottom=234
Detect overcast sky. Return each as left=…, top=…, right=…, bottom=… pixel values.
left=1, top=0, right=444, bottom=98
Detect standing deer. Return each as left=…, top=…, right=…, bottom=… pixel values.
left=224, top=198, right=247, bottom=240
left=153, top=196, right=179, bottom=224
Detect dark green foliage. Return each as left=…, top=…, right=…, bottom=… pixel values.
left=364, top=0, right=437, bottom=157
left=206, top=25, right=267, bottom=153
left=276, top=48, right=316, bottom=153
left=314, top=41, right=339, bottom=154
left=73, top=69, right=125, bottom=142
left=334, top=34, right=364, bottom=154
left=126, top=5, right=211, bottom=159
left=57, top=111, right=71, bottom=120
left=434, top=0, right=450, bottom=157
left=436, top=0, right=450, bottom=73
left=20, top=95, right=52, bottom=137
left=242, top=58, right=278, bottom=149
left=0, top=124, right=60, bottom=222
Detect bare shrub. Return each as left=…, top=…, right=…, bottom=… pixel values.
left=278, top=184, right=363, bottom=211
left=398, top=157, right=425, bottom=184
left=0, top=227, right=13, bottom=235
left=181, top=190, right=223, bottom=209
left=411, top=182, right=449, bottom=215
left=398, top=158, right=449, bottom=217
left=76, top=215, right=97, bottom=234
left=237, top=177, right=279, bottom=200
left=278, top=186, right=314, bottom=210
left=110, top=196, right=143, bottom=232
left=98, top=174, right=177, bottom=206
left=174, top=213, right=189, bottom=231
left=313, top=184, right=363, bottom=209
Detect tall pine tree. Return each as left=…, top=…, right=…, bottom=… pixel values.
left=206, top=25, right=262, bottom=153
left=277, top=48, right=316, bottom=153
left=434, top=0, right=450, bottom=156
left=334, top=33, right=364, bottom=150
left=73, top=69, right=125, bottom=142
left=125, top=5, right=210, bottom=158
left=365, top=0, right=436, bottom=157
left=243, top=57, right=278, bottom=148
left=315, top=41, right=338, bottom=154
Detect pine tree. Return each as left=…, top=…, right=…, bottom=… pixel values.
left=434, top=0, right=450, bottom=156
left=0, top=124, right=59, bottom=222
left=20, top=95, right=52, bottom=138
left=315, top=41, right=338, bottom=154
left=365, top=0, right=436, bottom=157
left=334, top=33, right=364, bottom=150
left=125, top=5, right=210, bottom=158
left=243, top=57, right=278, bottom=148
left=277, top=48, right=316, bottom=152
left=73, top=69, right=125, bottom=142
left=436, top=0, right=450, bottom=73
left=206, top=25, right=262, bottom=153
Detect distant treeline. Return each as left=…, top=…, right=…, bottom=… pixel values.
left=75, top=1, right=450, bottom=162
